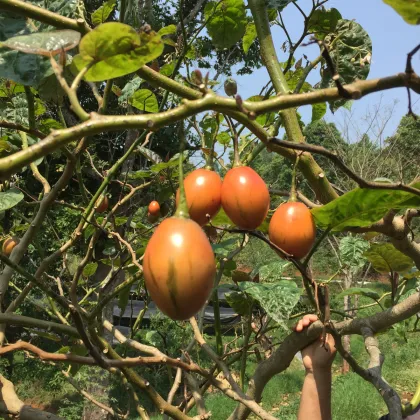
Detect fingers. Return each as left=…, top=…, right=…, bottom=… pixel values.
left=294, top=314, right=318, bottom=332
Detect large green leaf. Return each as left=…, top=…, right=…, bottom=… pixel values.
left=225, top=290, right=253, bottom=315
left=72, top=22, right=164, bottom=82
left=364, top=243, right=414, bottom=274
left=311, top=185, right=420, bottom=231
left=1, top=30, right=80, bottom=55
left=311, top=102, right=327, bottom=122
left=0, top=188, right=23, bottom=211
left=337, top=287, right=381, bottom=301
left=258, top=261, right=291, bottom=283
left=131, top=89, right=158, bottom=112
left=238, top=281, right=302, bottom=326
left=243, top=23, right=257, bottom=54
left=91, top=0, right=116, bottom=26
left=307, top=8, right=342, bottom=39
left=204, top=0, right=247, bottom=49
left=212, top=238, right=238, bottom=258
left=383, top=0, right=420, bottom=24
left=321, top=19, right=372, bottom=112
left=339, top=236, right=369, bottom=272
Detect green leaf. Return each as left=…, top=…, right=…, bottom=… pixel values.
left=137, top=146, right=162, bottom=164
left=91, top=0, right=116, bottom=26
left=160, top=61, right=175, bottom=77
left=383, top=0, right=420, bottom=24
left=118, top=285, right=131, bottom=312
left=72, top=22, right=164, bottom=82
left=212, top=238, right=238, bottom=257
left=0, top=188, right=23, bottom=211
left=243, top=23, right=257, bottom=54
left=131, top=89, right=158, bottom=112
left=267, top=0, right=294, bottom=11
left=127, top=169, right=152, bottom=179
left=246, top=95, right=275, bottom=126
left=150, top=152, right=186, bottom=173
left=364, top=243, right=414, bottom=274
left=259, top=261, right=291, bottom=283
left=158, top=25, right=177, bottom=36
left=307, top=8, right=342, bottom=39
left=204, top=0, right=247, bottom=49
left=239, top=281, right=301, bottom=326
left=321, top=19, right=372, bottom=112
left=223, top=259, right=237, bottom=275
left=311, top=102, right=326, bottom=122
left=83, top=262, right=98, bottom=277
left=311, top=185, right=420, bottom=232
left=216, top=132, right=231, bottom=145
left=1, top=30, right=80, bottom=55
left=339, top=236, right=369, bottom=271
left=225, top=290, right=253, bottom=315
left=337, top=287, right=381, bottom=301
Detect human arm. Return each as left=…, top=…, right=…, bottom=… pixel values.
left=296, top=314, right=336, bottom=420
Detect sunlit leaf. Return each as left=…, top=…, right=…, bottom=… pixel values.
left=204, top=0, right=247, bottom=49
left=83, top=262, right=98, bottom=277
left=72, top=22, right=164, bottom=82
left=364, top=243, right=414, bottom=274
left=337, top=287, right=381, bottom=301
left=307, top=8, right=342, bottom=39
left=383, top=0, right=420, bottom=24
left=131, top=89, right=158, bottom=112
left=91, top=0, right=116, bottom=26
left=0, top=188, right=23, bottom=211
left=243, top=23, right=257, bottom=54
left=311, top=102, right=327, bottom=122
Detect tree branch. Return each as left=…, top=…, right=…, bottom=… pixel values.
left=0, top=120, right=46, bottom=139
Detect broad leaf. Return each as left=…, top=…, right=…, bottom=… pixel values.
left=267, top=0, right=294, bottom=11
left=216, top=132, right=231, bottom=145
left=131, top=89, right=158, bottom=112
left=150, top=152, right=186, bottom=173
left=160, top=61, right=175, bottom=76
left=83, top=262, right=98, bottom=277
left=212, top=238, right=238, bottom=257
left=383, top=0, right=420, bottom=24
left=247, top=95, right=275, bottom=126
left=364, top=243, right=414, bottom=274
left=158, top=25, right=177, bottom=36
left=311, top=102, right=326, bottom=122
left=91, top=0, right=116, bottom=26
left=337, top=287, right=381, bottom=301
left=0, top=188, right=24, bottom=211
left=118, top=76, right=142, bottom=104
left=2, top=30, right=80, bottom=56
left=127, top=170, right=152, bottom=180
left=72, top=22, right=164, bottom=82
left=204, top=0, right=247, bottom=49
left=243, top=23, right=257, bottom=54
left=308, top=8, right=342, bottom=39
left=225, top=290, right=253, bottom=315
left=321, top=19, right=372, bottom=112
left=258, top=261, right=291, bottom=283
left=239, top=281, right=301, bottom=326
left=311, top=185, right=420, bottom=231
left=339, top=236, right=369, bottom=272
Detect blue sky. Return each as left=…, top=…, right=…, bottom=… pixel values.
left=220, top=0, right=420, bottom=142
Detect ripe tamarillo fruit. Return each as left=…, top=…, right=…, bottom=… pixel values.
left=221, top=166, right=270, bottom=230
left=95, top=195, right=109, bottom=213
left=143, top=217, right=216, bottom=320
left=148, top=200, right=160, bottom=216
left=2, top=237, right=19, bottom=256
left=176, top=169, right=222, bottom=226
left=268, top=202, right=316, bottom=259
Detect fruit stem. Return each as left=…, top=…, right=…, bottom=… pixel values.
left=289, top=153, right=300, bottom=202
left=226, top=116, right=241, bottom=167
left=175, top=124, right=190, bottom=219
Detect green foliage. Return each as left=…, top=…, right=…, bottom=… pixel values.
left=204, top=0, right=247, bottom=49
left=72, top=23, right=164, bottom=82
left=338, top=236, right=369, bottom=272
left=243, top=23, right=257, bottom=54
left=383, top=0, right=420, bottom=24
left=364, top=243, right=414, bottom=273
left=238, top=281, right=302, bottom=326
left=91, top=0, right=116, bottom=26
left=131, top=89, right=159, bottom=112
left=258, top=261, right=291, bottom=282
left=321, top=19, right=372, bottom=112
left=337, top=287, right=381, bottom=301
left=307, top=7, right=342, bottom=39
left=312, top=185, right=420, bottom=231
left=0, top=188, right=24, bottom=211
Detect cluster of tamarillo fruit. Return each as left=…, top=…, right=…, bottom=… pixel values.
left=1, top=165, right=316, bottom=322
left=143, top=165, right=316, bottom=321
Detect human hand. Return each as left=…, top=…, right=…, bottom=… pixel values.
left=294, top=314, right=336, bottom=373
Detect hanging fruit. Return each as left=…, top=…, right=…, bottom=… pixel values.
left=143, top=133, right=216, bottom=320
left=95, top=195, right=109, bottom=213
left=2, top=237, right=19, bottom=256
left=221, top=166, right=270, bottom=230
left=268, top=201, right=316, bottom=259
left=148, top=200, right=160, bottom=216
left=176, top=168, right=222, bottom=226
